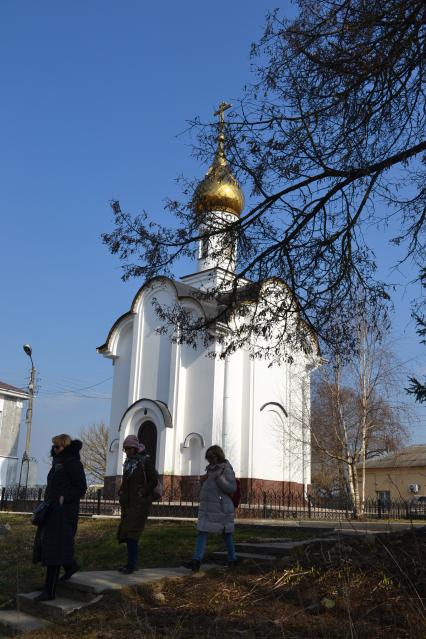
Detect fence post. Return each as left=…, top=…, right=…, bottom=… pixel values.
left=307, top=495, right=312, bottom=519
left=377, top=499, right=382, bottom=519
left=262, top=491, right=267, bottom=519
left=0, top=487, right=5, bottom=512
left=37, top=487, right=43, bottom=505
left=97, top=489, right=102, bottom=516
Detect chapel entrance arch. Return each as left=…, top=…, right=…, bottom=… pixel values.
left=138, top=420, right=158, bottom=464
left=119, top=398, right=173, bottom=474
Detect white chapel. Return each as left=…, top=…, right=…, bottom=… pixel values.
left=98, top=106, right=320, bottom=499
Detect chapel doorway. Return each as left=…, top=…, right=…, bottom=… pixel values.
left=138, top=420, right=157, bottom=464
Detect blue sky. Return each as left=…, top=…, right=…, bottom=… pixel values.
left=0, top=1, right=424, bottom=481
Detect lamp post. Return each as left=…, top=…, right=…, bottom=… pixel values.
left=18, top=344, right=36, bottom=496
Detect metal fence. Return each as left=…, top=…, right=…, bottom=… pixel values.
left=1, top=485, right=425, bottom=521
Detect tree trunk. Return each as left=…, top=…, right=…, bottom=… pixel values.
left=348, top=461, right=361, bottom=518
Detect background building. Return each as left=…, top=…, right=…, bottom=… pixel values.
left=0, top=381, right=29, bottom=487
left=364, top=445, right=426, bottom=502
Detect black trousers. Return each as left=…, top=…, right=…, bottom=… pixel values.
left=44, top=566, right=60, bottom=596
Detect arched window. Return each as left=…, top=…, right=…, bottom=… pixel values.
left=182, top=432, right=205, bottom=476
left=138, top=421, right=157, bottom=465
left=188, top=436, right=202, bottom=476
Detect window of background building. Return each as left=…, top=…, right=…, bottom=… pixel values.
left=376, top=490, right=390, bottom=505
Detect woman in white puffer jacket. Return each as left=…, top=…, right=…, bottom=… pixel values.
left=183, top=445, right=238, bottom=571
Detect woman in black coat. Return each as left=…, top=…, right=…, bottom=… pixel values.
left=33, top=434, right=87, bottom=601
left=117, top=434, right=158, bottom=574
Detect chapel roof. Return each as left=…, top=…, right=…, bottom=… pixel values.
left=171, top=279, right=227, bottom=320
left=97, top=274, right=320, bottom=358
left=96, top=276, right=227, bottom=355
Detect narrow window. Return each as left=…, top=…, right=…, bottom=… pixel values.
left=200, top=237, right=208, bottom=259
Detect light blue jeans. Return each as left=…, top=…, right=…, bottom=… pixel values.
left=193, top=530, right=237, bottom=562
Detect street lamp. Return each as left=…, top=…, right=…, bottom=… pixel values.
left=18, top=344, right=36, bottom=496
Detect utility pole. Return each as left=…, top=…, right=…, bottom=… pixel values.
left=18, top=344, right=36, bottom=495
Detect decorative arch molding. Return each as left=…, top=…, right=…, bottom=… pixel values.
left=118, top=398, right=173, bottom=433
left=109, top=438, right=119, bottom=453
left=183, top=432, right=205, bottom=448
left=97, top=313, right=135, bottom=360
left=97, top=276, right=214, bottom=357
left=260, top=402, right=288, bottom=418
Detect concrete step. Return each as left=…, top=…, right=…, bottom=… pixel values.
left=235, top=542, right=292, bottom=556
left=17, top=591, right=103, bottom=623
left=0, top=610, right=51, bottom=636
left=55, top=581, right=100, bottom=602
left=211, top=551, right=277, bottom=565
left=235, top=537, right=338, bottom=556
left=63, top=567, right=212, bottom=595
left=1, top=565, right=218, bottom=635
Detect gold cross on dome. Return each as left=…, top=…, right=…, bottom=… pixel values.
left=214, top=101, right=232, bottom=132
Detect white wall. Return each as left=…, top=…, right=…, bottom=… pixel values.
left=181, top=434, right=203, bottom=475
left=0, top=457, right=17, bottom=487
left=102, top=275, right=316, bottom=487
left=0, top=395, right=23, bottom=459
left=106, top=320, right=133, bottom=476
left=0, top=394, right=23, bottom=487
left=251, top=357, right=289, bottom=481
left=287, top=358, right=311, bottom=485
left=222, top=349, right=246, bottom=475
left=178, top=338, right=214, bottom=475
left=135, top=287, right=172, bottom=404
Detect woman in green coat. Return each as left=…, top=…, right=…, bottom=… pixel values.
left=117, top=434, right=158, bottom=573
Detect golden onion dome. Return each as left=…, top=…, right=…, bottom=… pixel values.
left=194, top=118, right=244, bottom=219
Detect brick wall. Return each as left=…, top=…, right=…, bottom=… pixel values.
left=104, top=473, right=306, bottom=500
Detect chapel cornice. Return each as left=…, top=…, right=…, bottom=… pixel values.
left=97, top=275, right=320, bottom=361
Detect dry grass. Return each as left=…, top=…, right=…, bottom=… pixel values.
left=0, top=514, right=310, bottom=609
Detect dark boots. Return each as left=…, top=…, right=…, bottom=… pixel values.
left=35, top=565, right=60, bottom=601
left=59, top=560, right=80, bottom=582
left=182, top=559, right=201, bottom=572
left=117, top=539, right=138, bottom=574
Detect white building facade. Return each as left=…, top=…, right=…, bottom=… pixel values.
left=0, top=381, right=28, bottom=487
left=99, top=119, right=319, bottom=499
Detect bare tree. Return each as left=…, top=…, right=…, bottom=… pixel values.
left=102, top=0, right=426, bottom=358
left=311, top=373, right=359, bottom=501
left=311, top=310, right=409, bottom=515
left=79, top=421, right=109, bottom=484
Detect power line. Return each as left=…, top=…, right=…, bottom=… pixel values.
left=37, top=376, right=113, bottom=395
left=37, top=391, right=111, bottom=400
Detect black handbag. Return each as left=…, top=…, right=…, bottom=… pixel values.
left=31, top=501, right=50, bottom=526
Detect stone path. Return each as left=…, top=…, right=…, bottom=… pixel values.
left=212, top=535, right=340, bottom=565
left=0, top=566, right=208, bottom=636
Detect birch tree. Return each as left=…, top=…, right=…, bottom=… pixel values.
left=311, top=316, right=408, bottom=515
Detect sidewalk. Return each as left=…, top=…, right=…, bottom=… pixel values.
left=91, top=514, right=426, bottom=533
left=4, top=511, right=426, bottom=533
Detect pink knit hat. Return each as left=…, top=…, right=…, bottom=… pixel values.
left=123, top=434, right=145, bottom=453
